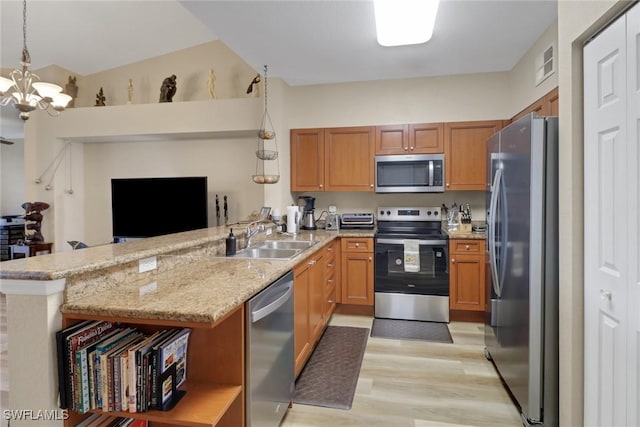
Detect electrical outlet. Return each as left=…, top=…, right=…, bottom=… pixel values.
left=138, top=256, right=157, bottom=273
left=139, top=281, right=157, bottom=297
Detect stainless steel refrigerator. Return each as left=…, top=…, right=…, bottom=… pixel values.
left=484, top=113, right=558, bottom=427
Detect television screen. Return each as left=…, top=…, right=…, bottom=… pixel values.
left=111, top=176, right=208, bottom=240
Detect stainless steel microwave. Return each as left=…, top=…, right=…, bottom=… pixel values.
left=375, top=154, right=445, bottom=193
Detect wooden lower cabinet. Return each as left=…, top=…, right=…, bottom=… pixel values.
left=62, top=306, right=245, bottom=427
left=341, top=237, right=374, bottom=306
left=449, top=239, right=486, bottom=311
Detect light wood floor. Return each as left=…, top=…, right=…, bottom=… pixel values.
left=0, top=298, right=521, bottom=427
left=282, top=314, right=522, bottom=427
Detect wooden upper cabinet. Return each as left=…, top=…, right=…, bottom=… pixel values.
left=544, top=87, right=559, bottom=116
left=510, top=86, right=559, bottom=122
left=375, top=124, right=408, bottom=154
left=512, top=98, right=544, bottom=122
left=409, top=122, right=444, bottom=153
left=291, top=128, right=325, bottom=192
left=324, top=126, right=375, bottom=191
left=444, top=120, right=502, bottom=191
left=375, top=123, right=444, bottom=155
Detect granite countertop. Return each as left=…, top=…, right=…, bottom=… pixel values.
left=0, top=225, right=371, bottom=324
left=442, top=221, right=487, bottom=240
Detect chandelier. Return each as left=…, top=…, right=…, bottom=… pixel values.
left=0, top=0, right=71, bottom=120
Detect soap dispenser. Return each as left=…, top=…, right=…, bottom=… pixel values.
left=225, top=228, right=237, bottom=256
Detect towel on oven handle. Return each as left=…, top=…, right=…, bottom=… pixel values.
left=403, top=239, right=420, bottom=273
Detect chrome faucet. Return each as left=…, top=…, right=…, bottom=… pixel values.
left=245, top=222, right=266, bottom=248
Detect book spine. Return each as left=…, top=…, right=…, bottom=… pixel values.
left=113, top=352, right=121, bottom=412
left=149, top=349, right=158, bottom=409
left=120, top=353, right=128, bottom=413
left=100, top=352, right=109, bottom=411
left=128, top=348, right=138, bottom=413
left=135, top=350, right=143, bottom=412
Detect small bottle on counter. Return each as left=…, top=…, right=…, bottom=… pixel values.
left=226, top=228, right=237, bottom=256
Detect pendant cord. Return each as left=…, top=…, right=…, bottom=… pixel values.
left=21, top=0, right=30, bottom=64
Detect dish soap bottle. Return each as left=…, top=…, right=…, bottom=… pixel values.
left=226, top=228, right=237, bottom=256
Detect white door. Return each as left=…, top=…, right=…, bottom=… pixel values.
left=625, top=5, right=640, bottom=425
left=584, top=11, right=629, bottom=427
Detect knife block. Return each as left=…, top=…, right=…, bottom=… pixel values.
left=459, top=223, right=472, bottom=233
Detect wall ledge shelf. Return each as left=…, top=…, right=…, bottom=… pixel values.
left=39, top=97, right=263, bottom=143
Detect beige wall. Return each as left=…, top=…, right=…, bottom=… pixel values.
left=557, top=1, right=627, bottom=425
left=0, top=140, right=25, bottom=216
left=510, top=20, right=559, bottom=115
left=74, top=41, right=258, bottom=107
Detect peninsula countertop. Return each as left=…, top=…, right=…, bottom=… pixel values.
left=0, top=226, right=374, bottom=325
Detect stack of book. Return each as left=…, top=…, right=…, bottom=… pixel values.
left=56, top=320, right=191, bottom=414
left=76, top=414, right=148, bottom=427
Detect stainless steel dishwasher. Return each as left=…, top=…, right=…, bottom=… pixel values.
left=246, top=270, right=294, bottom=426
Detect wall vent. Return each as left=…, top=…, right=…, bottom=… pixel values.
left=535, top=43, right=555, bottom=86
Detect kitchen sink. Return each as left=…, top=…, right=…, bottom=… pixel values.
left=230, top=247, right=300, bottom=260
left=259, top=240, right=318, bottom=250
left=226, top=239, right=318, bottom=260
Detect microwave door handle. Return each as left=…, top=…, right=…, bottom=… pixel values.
left=428, top=161, right=434, bottom=186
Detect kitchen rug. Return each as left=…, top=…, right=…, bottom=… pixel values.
left=371, top=318, right=453, bottom=343
left=294, top=326, right=369, bottom=410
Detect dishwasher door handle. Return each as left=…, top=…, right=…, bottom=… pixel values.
left=251, top=282, right=293, bottom=323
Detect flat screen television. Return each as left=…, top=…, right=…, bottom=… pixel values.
left=111, top=176, right=208, bottom=241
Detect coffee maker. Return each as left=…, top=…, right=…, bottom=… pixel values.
left=297, top=196, right=317, bottom=230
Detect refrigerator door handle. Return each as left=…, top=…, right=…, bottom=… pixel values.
left=489, top=168, right=502, bottom=297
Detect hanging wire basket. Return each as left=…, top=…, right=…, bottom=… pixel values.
left=253, top=64, right=280, bottom=184
left=255, top=149, right=278, bottom=160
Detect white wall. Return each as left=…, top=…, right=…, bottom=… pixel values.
left=82, top=137, right=260, bottom=245
left=0, top=139, right=25, bottom=216
left=557, top=1, right=626, bottom=425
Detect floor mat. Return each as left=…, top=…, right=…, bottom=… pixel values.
left=294, top=326, right=369, bottom=410
left=371, top=318, right=453, bottom=343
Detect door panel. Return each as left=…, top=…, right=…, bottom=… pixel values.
left=627, top=5, right=640, bottom=425
left=584, top=13, right=629, bottom=427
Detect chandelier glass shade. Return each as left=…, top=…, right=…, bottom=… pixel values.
left=0, top=0, right=71, bottom=120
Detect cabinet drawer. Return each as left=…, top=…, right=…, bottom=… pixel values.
left=451, top=239, right=483, bottom=253
left=342, top=237, right=372, bottom=252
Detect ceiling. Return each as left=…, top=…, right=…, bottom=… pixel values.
left=0, top=0, right=557, bottom=136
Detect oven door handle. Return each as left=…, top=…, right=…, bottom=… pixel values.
left=375, top=238, right=447, bottom=246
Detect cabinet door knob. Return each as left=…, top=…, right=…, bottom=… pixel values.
left=446, top=183, right=450, bottom=187
left=370, top=184, right=374, bottom=188
left=328, top=300, right=334, bottom=304
left=319, top=184, right=323, bottom=188
left=328, top=279, right=334, bottom=284
left=465, top=245, right=470, bottom=249
left=327, top=263, right=334, bottom=268
left=600, top=289, right=612, bottom=301
left=368, top=256, right=372, bottom=261
left=308, top=260, right=317, bottom=265
left=404, top=146, right=408, bottom=151
left=327, top=247, right=334, bottom=252
left=452, top=258, right=456, bottom=263
left=355, top=243, right=360, bottom=247
left=410, top=146, right=414, bottom=150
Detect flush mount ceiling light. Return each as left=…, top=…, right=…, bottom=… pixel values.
left=374, top=0, right=440, bottom=47
left=0, top=0, right=71, bottom=121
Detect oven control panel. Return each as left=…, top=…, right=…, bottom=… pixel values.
left=377, top=206, right=441, bottom=221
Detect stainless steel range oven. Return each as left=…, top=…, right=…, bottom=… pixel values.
left=374, top=206, right=449, bottom=322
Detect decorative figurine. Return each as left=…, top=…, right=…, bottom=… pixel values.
left=208, top=69, right=216, bottom=99
left=127, top=78, right=133, bottom=104
left=159, top=74, right=177, bottom=102
left=246, top=73, right=260, bottom=97
left=21, top=201, right=50, bottom=243
left=95, top=87, right=106, bottom=106
left=64, top=76, right=78, bottom=108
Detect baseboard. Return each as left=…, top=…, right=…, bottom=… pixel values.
left=334, top=304, right=374, bottom=316
left=449, top=310, right=484, bottom=323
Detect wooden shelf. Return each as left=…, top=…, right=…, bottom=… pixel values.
left=62, top=305, right=245, bottom=427
left=82, top=383, right=241, bottom=427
